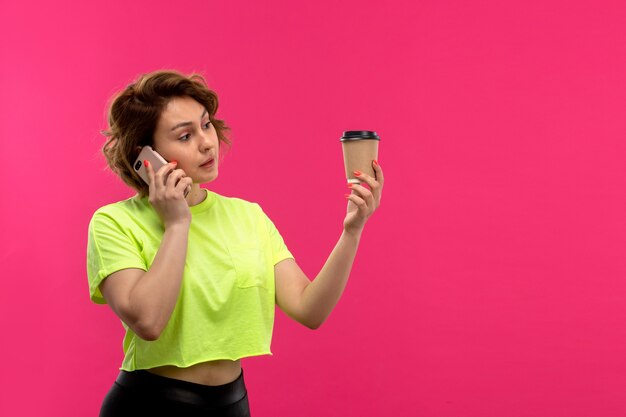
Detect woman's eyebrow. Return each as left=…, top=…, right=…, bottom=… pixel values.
left=170, top=109, right=208, bottom=131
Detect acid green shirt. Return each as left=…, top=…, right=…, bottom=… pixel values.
left=86, top=189, right=293, bottom=371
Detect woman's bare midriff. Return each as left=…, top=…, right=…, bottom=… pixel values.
left=147, top=359, right=242, bottom=386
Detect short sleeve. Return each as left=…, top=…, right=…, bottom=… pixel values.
left=258, top=206, right=294, bottom=265
left=86, top=210, right=147, bottom=304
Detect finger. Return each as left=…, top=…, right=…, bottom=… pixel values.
left=345, top=193, right=368, bottom=211
left=145, top=160, right=156, bottom=195
left=353, top=169, right=380, bottom=193
left=155, top=162, right=178, bottom=190
left=166, top=169, right=187, bottom=190
left=372, top=160, right=384, bottom=187
left=176, top=176, right=193, bottom=195
left=177, top=174, right=191, bottom=197
left=356, top=163, right=384, bottom=204
left=348, top=183, right=374, bottom=207
left=370, top=160, right=384, bottom=205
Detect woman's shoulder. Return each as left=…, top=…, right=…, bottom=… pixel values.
left=207, top=192, right=269, bottom=224
left=212, top=192, right=262, bottom=211
left=90, top=195, right=152, bottom=222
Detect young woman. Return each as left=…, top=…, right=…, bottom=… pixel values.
left=87, top=70, right=384, bottom=416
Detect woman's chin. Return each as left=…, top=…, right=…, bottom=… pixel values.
left=195, top=171, right=218, bottom=184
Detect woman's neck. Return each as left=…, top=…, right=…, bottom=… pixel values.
left=186, top=184, right=207, bottom=206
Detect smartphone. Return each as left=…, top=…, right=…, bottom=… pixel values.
left=133, top=146, right=168, bottom=184
left=133, top=146, right=191, bottom=197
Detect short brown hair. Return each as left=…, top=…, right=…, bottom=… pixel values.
left=102, top=70, right=230, bottom=196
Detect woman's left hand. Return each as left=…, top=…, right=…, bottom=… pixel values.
left=343, top=160, right=384, bottom=235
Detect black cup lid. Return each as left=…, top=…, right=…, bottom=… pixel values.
left=340, top=130, right=380, bottom=141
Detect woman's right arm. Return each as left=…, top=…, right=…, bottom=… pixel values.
left=99, top=160, right=193, bottom=341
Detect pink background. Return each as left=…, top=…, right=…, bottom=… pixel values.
left=2, top=0, right=626, bottom=415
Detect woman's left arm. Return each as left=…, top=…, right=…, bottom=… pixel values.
left=275, top=161, right=384, bottom=329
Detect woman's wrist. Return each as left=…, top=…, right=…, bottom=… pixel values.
left=342, top=225, right=363, bottom=242
left=164, top=219, right=191, bottom=232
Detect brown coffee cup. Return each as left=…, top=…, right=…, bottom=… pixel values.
left=340, top=131, right=380, bottom=184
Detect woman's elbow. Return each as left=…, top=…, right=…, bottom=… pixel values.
left=132, top=320, right=164, bottom=341
left=303, top=317, right=325, bottom=330
left=137, top=329, right=161, bottom=341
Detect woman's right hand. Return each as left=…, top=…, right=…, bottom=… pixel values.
left=145, top=160, right=193, bottom=228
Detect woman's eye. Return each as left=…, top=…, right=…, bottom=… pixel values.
left=179, top=133, right=191, bottom=141
left=202, top=121, right=212, bottom=129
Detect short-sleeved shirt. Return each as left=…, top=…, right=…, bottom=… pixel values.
left=86, top=189, right=293, bottom=371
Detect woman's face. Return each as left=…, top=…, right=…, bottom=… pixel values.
left=152, top=96, right=219, bottom=184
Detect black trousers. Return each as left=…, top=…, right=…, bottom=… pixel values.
left=99, top=369, right=251, bottom=417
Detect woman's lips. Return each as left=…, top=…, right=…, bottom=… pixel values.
left=200, top=158, right=214, bottom=168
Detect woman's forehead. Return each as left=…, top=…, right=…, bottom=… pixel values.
left=157, top=98, right=208, bottom=134
left=162, top=97, right=205, bottom=120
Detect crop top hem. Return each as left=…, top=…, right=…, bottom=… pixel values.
left=119, top=350, right=274, bottom=371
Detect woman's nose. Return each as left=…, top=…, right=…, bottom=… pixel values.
left=199, top=128, right=213, bottom=150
